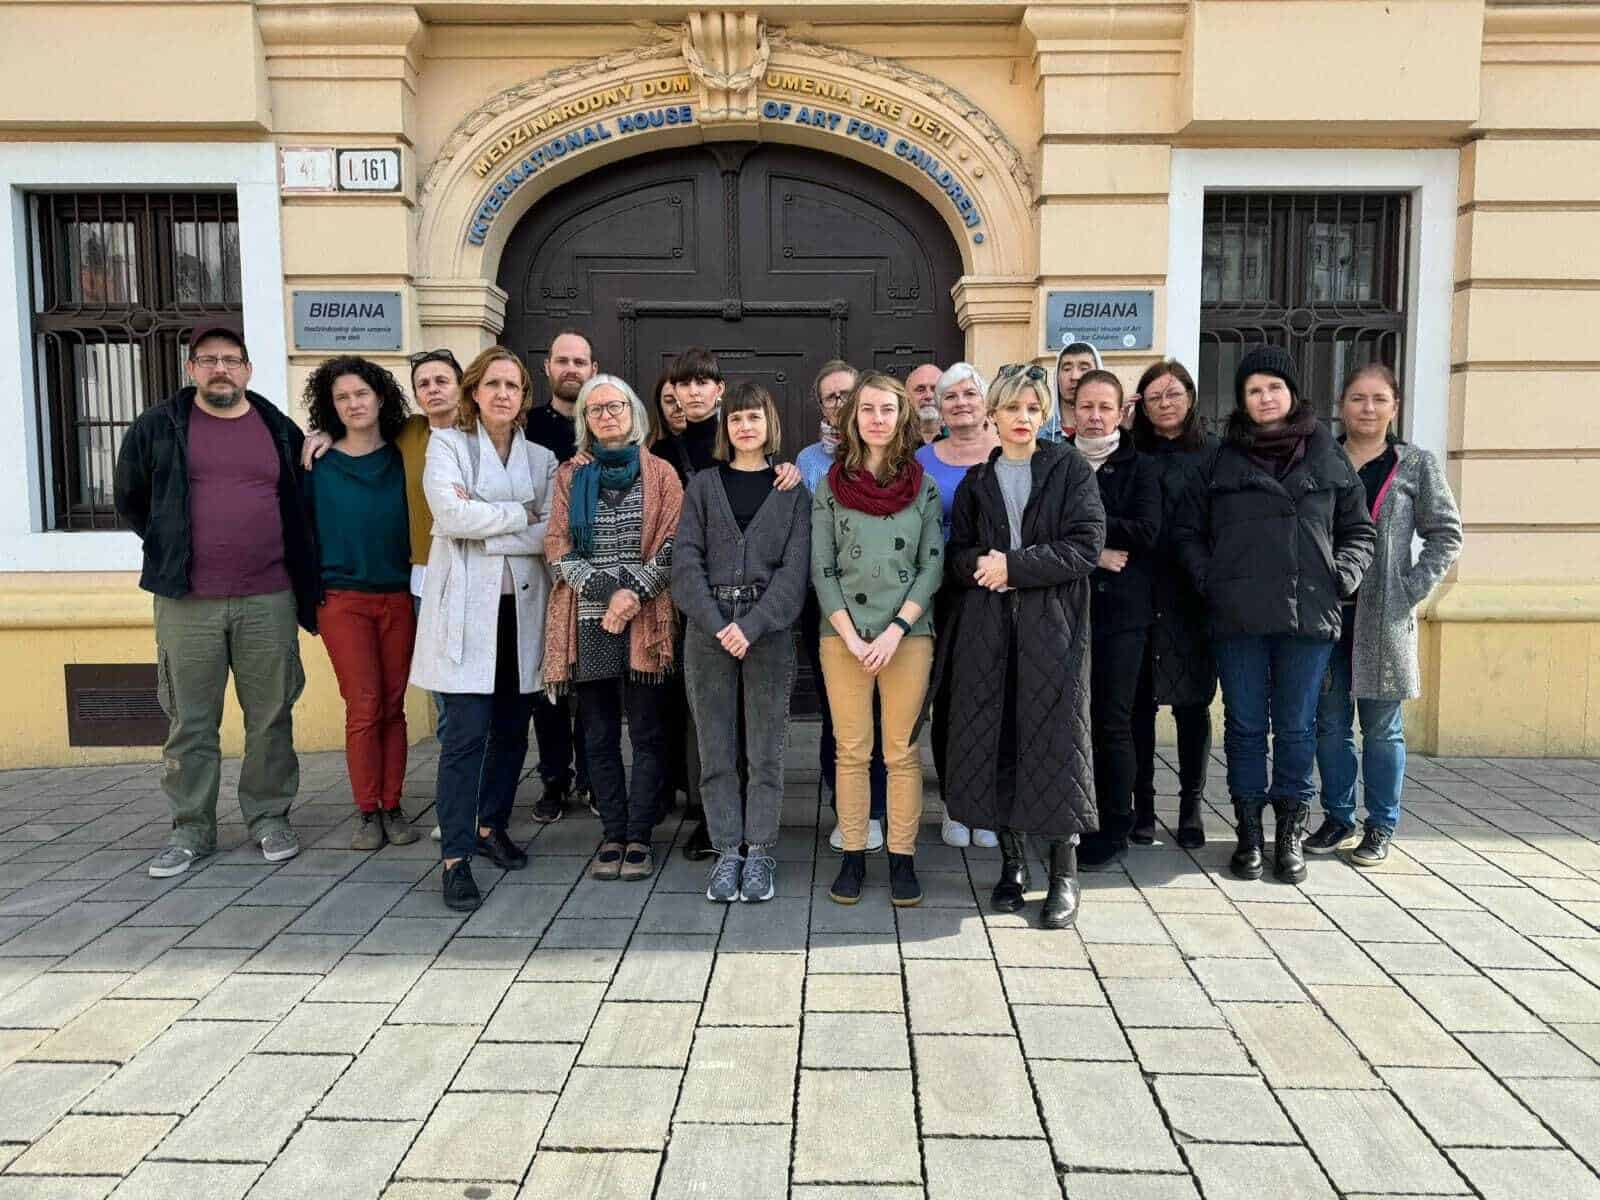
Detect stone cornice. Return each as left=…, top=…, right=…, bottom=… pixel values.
left=257, top=4, right=426, bottom=64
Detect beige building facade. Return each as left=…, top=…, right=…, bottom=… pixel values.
left=0, top=0, right=1596, bottom=765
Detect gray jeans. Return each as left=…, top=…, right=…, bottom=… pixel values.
left=683, top=608, right=796, bottom=852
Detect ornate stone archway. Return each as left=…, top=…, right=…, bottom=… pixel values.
left=414, top=14, right=1037, bottom=363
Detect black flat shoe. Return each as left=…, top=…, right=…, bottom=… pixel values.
left=888, top=852, right=922, bottom=907
left=1077, top=831, right=1128, bottom=872
left=442, top=861, right=481, bottom=912
left=829, top=850, right=865, bottom=905
left=477, top=828, right=528, bottom=871
left=681, top=820, right=715, bottom=862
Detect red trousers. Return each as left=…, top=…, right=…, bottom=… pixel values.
left=319, top=590, right=416, bottom=812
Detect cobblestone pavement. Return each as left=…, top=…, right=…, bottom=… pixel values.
left=2, top=730, right=1599, bottom=1199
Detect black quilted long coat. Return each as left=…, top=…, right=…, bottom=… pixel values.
left=934, top=442, right=1107, bottom=839
left=1142, top=433, right=1221, bottom=708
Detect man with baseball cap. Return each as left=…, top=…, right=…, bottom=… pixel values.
left=115, top=320, right=319, bottom=877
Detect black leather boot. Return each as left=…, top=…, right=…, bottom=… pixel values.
left=888, top=853, right=922, bottom=907
left=1272, top=797, right=1311, bottom=884
left=1130, top=793, right=1157, bottom=845
left=829, top=850, right=866, bottom=905
left=1176, top=790, right=1207, bottom=850
left=1230, top=798, right=1265, bottom=880
left=1040, top=839, right=1079, bottom=929
left=991, top=829, right=1030, bottom=913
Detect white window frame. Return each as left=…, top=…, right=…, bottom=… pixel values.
left=1166, top=148, right=1459, bottom=461
left=0, top=142, right=286, bottom=572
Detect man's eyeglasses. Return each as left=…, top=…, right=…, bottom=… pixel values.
left=996, top=363, right=1048, bottom=384
left=409, top=348, right=462, bottom=370
left=588, top=400, right=629, bottom=418
left=190, top=354, right=246, bottom=370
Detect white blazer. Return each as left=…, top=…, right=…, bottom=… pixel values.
left=409, top=426, right=558, bottom=695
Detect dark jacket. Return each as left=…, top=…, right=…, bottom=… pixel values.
left=1069, top=434, right=1162, bottom=638
left=672, top=469, right=812, bottom=644
left=113, top=387, right=320, bottom=633
left=1176, top=423, right=1375, bottom=642
left=524, top=401, right=577, bottom=463
left=934, top=443, right=1106, bottom=839
left=1143, top=433, right=1221, bottom=708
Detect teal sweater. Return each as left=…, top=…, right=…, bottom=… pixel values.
left=307, top=446, right=411, bottom=593
left=810, top=471, right=943, bottom=639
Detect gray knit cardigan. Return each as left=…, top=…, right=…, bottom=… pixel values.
left=1351, top=442, right=1463, bottom=700
left=671, top=469, right=812, bottom=644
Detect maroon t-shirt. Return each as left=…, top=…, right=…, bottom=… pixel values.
left=186, top=404, right=291, bottom=598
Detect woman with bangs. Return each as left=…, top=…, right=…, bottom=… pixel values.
left=411, top=347, right=559, bottom=912
left=813, top=371, right=943, bottom=908
left=673, top=383, right=812, bottom=903
left=938, top=365, right=1105, bottom=929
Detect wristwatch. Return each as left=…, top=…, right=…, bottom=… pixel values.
left=890, top=616, right=912, bottom=635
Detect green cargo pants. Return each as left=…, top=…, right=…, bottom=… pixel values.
left=154, top=591, right=305, bottom=852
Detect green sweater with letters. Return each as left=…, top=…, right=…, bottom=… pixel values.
left=809, top=471, right=943, bottom=640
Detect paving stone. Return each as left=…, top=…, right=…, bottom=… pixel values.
left=1457, top=1031, right=1600, bottom=1078
left=1103, top=977, right=1225, bottom=1028
left=1313, top=894, right=1439, bottom=942
left=1162, top=912, right=1273, bottom=958
left=452, top=1042, right=576, bottom=1093
left=1554, top=1022, right=1600, bottom=1065
left=1235, top=900, right=1335, bottom=930
left=810, top=886, right=899, bottom=935
left=578, top=1001, right=699, bottom=1067
left=1260, top=928, right=1391, bottom=986
left=1367, top=871, right=1479, bottom=909
left=157, top=1052, right=347, bottom=1161
left=1144, top=887, right=1237, bottom=915
left=924, top=1137, right=1062, bottom=1200
left=794, top=1069, right=920, bottom=1184
left=677, top=1025, right=798, bottom=1123
left=30, top=998, right=191, bottom=1063
left=1413, top=909, right=1560, bottom=969
left=0, top=956, right=56, bottom=1002
left=315, top=1024, right=476, bottom=1120
left=305, top=953, right=432, bottom=1003
left=185, top=971, right=313, bottom=1021
left=460, top=883, right=566, bottom=937
left=538, top=917, right=637, bottom=948
left=1191, top=956, right=1306, bottom=1001
left=1450, top=1149, right=1600, bottom=1200
left=1219, top=1002, right=1377, bottom=1089
left=700, top=951, right=804, bottom=1025
left=1397, top=973, right=1546, bottom=1033
left=1076, top=900, right=1173, bottom=945
left=236, top=872, right=339, bottom=907
left=657, top=1123, right=791, bottom=1200
left=396, top=1091, right=554, bottom=1182
left=1381, top=1067, right=1558, bottom=1148
left=389, top=967, right=515, bottom=1025
left=123, top=886, right=246, bottom=926
left=351, top=916, right=461, bottom=956
left=1509, top=1079, right=1600, bottom=1171
left=1129, top=1027, right=1255, bottom=1075
left=896, top=907, right=994, bottom=959
left=257, top=1001, right=389, bottom=1054
left=559, top=878, right=653, bottom=920
left=180, top=904, right=302, bottom=950
left=1465, top=884, right=1596, bottom=938
left=81, top=1019, right=271, bottom=1114
left=541, top=1066, right=681, bottom=1149
left=809, top=932, right=902, bottom=974
left=107, top=1161, right=262, bottom=1200
left=1014, top=1004, right=1131, bottom=1060
left=1185, top=1144, right=1337, bottom=1200
left=1312, top=983, right=1474, bottom=1066
left=1085, top=943, right=1189, bottom=978
left=112, top=948, right=251, bottom=999
left=607, top=934, right=717, bottom=1000
left=1056, top=1175, right=1198, bottom=1200
left=0, top=1028, right=43, bottom=1070
left=0, top=969, right=125, bottom=1028
left=1364, top=941, right=1478, bottom=976
left=806, top=973, right=904, bottom=1012
left=720, top=896, right=810, bottom=951
left=0, top=1061, right=113, bottom=1140
left=1532, top=935, right=1600, bottom=986
left=240, top=932, right=358, bottom=974
left=516, top=945, right=620, bottom=982
left=8, top=1112, right=176, bottom=1175
left=991, top=926, right=1090, bottom=968
left=1487, top=968, right=1600, bottom=1023
left=287, top=882, right=408, bottom=935
left=0, top=902, right=144, bottom=956
left=803, top=1011, right=911, bottom=1068
left=637, top=890, right=728, bottom=934
left=1155, top=1074, right=1298, bottom=1143
left=1034, top=1060, right=1183, bottom=1171
left=1279, top=1089, right=1471, bottom=1193
left=482, top=980, right=606, bottom=1041
left=245, top=1118, right=419, bottom=1200
left=520, top=1150, right=660, bottom=1200
left=905, top=958, right=1012, bottom=1033
left=1002, top=966, right=1106, bottom=1005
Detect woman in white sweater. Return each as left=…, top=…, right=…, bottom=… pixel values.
left=411, top=347, right=557, bottom=913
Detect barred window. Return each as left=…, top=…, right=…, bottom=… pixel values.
left=1198, top=192, right=1409, bottom=433
left=28, top=192, right=241, bottom=530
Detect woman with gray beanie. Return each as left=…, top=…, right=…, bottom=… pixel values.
left=1175, top=346, right=1374, bottom=885
left=1310, top=365, right=1461, bottom=866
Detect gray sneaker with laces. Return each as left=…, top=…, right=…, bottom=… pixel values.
left=740, top=847, right=777, bottom=903
left=148, top=845, right=201, bottom=878
left=706, top=850, right=743, bottom=903
left=260, top=828, right=300, bottom=863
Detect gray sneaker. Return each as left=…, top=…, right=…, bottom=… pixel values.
left=260, top=829, right=300, bottom=863
left=148, top=845, right=200, bottom=878
left=706, top=850, right=743, bottom=903
left=740, top=848, right=776, bottom=903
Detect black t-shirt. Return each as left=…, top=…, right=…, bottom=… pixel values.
left=1357, top=441, right=1399, bottom=515
left=718, top=464, right=776, bottom=532
left=654, top=415, right=719, bottom=483
left=525, top=402, right=577, bottom=463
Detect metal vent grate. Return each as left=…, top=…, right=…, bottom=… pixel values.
left=64, top=664, right=168, bottom=747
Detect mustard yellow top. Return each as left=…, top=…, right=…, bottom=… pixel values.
left=393, top=414, right=434, bottom=567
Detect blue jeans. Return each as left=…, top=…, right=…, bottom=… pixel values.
left=1315, top=628, right=1404, bottom=832
left=434, top=598, right=537, bottom=862
left=1214, top=634, right=1336, bottom=806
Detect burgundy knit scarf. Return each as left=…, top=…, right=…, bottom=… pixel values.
left=828, top=457, right=925, bottom=516
left=1244, top=408, right=1318, bottom=478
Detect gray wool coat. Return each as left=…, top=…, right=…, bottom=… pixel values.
left=1351, top=442, right=1462, bottom=700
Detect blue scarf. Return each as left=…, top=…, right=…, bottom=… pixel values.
left=570, top=444, right=642, bottom=558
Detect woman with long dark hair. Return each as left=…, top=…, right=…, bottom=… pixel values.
left=1311, top=365, right=1461, bottom=865
left=302, top=356, right=420, bottom=850
left=813, top=371, right=943, bottom=907
left=1176, top=346, right=1374, bottom=885
left=1129, top=358, right=1219, bottom=849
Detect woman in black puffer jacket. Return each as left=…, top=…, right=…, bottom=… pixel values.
left=1130, top=359, right=1219, bottom=850
left=1175, top=347, right=1374, bottom=886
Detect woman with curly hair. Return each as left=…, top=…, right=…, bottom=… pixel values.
left=301, top=355, right=420, bottom=850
